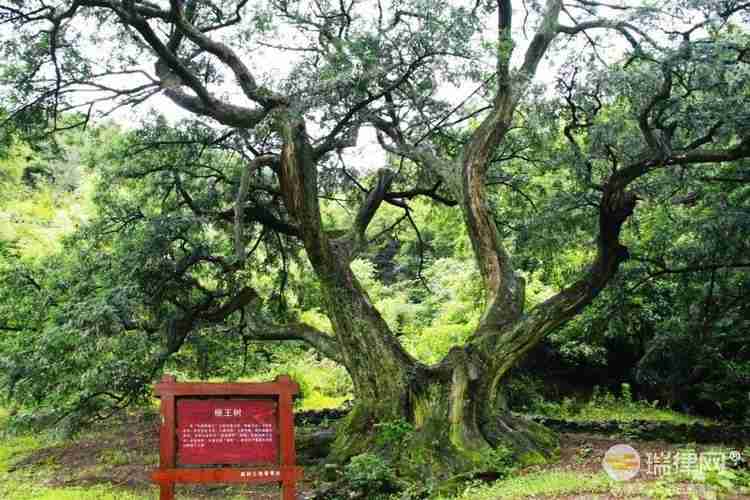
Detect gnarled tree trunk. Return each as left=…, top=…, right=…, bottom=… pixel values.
left=274, top=104, right=637, bottom=480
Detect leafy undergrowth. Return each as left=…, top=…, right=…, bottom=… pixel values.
left=554, top=403, right=712, bottom=424
left=445, top=470, right=614, bottom=499
left=192, top=351, right=354, bottom=412
left=445, top=434, right=750, bottom=500
left=526, top=384, right=715, bottom=425
left=446, top=469, right=750, bottom=500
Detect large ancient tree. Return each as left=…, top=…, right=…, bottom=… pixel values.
left=1, top=0, right=749, bottom=471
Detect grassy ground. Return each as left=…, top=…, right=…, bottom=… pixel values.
left=1, top=406, right=748, bottom=499
left=531, top=387, right=716, bottom=426
left=446, top=434, right=750, bottom=499
left=0, top=408, right=298, bottom=499
left=560, top=404, right=711, bottom=424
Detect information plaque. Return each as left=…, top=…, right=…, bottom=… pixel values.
left=151, top=374, right=302, bottom=500
left=176, top=398, right=278, bottom=465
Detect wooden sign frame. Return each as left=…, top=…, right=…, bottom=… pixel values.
left=151, top=374, right=302, bottom=500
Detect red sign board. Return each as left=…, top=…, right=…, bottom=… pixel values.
left=151, top=375, right=302, bottom=500
left=176, top=399, right=278, bottom=465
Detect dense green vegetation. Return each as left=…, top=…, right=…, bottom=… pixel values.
left=3, top=121, right=744, bottom=430
left=1, top=118, right=748, bottom=496
left=1, top=0, right=750, bottom=497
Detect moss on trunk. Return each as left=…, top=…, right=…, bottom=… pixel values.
left=275, top=114, right=560, bottom=487
left=329, top=364, right=559, bottom=487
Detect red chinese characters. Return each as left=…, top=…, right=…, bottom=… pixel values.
left=176, top=399, right=278, bottom=465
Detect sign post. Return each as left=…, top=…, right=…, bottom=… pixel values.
left=151, top=374, right=302, bottom=500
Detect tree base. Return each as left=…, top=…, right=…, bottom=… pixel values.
left=328, top=401, right=559, bottom=494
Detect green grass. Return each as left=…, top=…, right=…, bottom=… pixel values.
left=0, top=408, right=250, bottom=500
left=0, top=409, right=44, bottom=473
left=564, top=404, right=712, bottom=425
left=0, top=482, right=151, bottom=500
left=534, top=385, right=716, bottom=425
left=444, top=470, right=617, bottom=499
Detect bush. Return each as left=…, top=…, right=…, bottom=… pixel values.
left=343, top=453, right=399, bottom=495
left=375, top=419, right=415, bottom=448
left=479, top=445, right=514, bottom=477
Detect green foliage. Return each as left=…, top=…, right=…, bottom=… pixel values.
left=375, top=419, right=415, bottom=448
left=0, top=129, right=96, bottom=260
left=505, top=373, right=550, bottom=413
left=270, top=353, right=353, bottom=411
left=345, top=452, right=398, bottom=491
left=478, top=445, right=515, bottom=477
left=0, top=0, right=749, bottom=452
left=644, top=480, right=680, bottom=500
left=522, top=383, right=711, bottom=425
left=688, top=468, right=750, bottom=495
left=402, top=322, right=476, bottom=365
left=442, top=471, right=614, bottom=500
left=335, top=452, right=399, bottom=499
left=648, top=458, right=750, bottom=499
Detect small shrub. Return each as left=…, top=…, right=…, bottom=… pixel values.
left=375, top=419, right=414, bottom=448
left=479, top=445, right=514, bottom=477
left=98, top=449, right=130, bottom=466
left=344, top=453, right=398, bottom=494
left=689, top=468, right=750, bottom=494
left=644, top=480, right=679, bottom=499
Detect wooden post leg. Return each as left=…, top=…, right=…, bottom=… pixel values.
left=158, top=388, right=176, bottom=500
left=160, top=482, right=174, bottom=500
left=282, top=481, right=296, bottom=500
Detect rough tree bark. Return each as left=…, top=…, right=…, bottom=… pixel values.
left=271, top=83, right=638, bottom=474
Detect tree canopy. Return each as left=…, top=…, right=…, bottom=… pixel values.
left=1, top=0, right=749, bottom=476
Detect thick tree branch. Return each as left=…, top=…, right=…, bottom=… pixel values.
left=53, top=1, right=273, bottom=129
left=639, top=64, right=673, bottom=156
left=371, top=118, right=457, bottom=192
left=471, top=186, right=637, bottom=378
left=519, top=0, right=562, bottom=81
left=244, top=319, right=342, bottom=364
left=349, top=168, right=396, bottom=256
left=470, top=130, right=750, bottom=379
left=556, top=18, right=654, bottom=52
left=386, top=181, right=458, bottom=207
left=234, top=154, right=278, bottom=261
left=277, top=110, right=418, bottom=381
left=497, top=0, right=513, bottom=93
left=456, top=0, right=571, bottom=334
left=168, top=0, right=287, bottom=108
left=612, top=135, right=750, bottom=189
